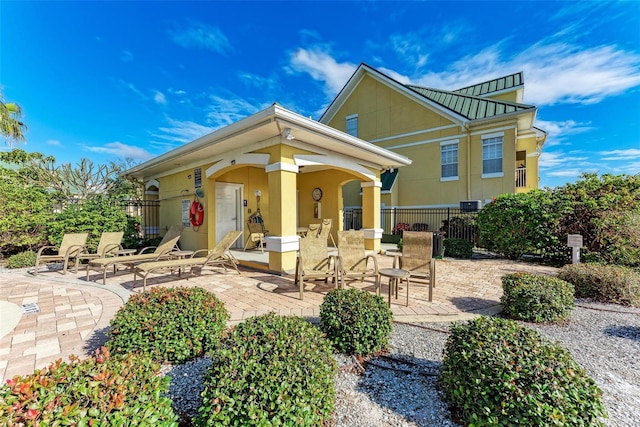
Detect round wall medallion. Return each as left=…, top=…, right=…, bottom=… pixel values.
left=312, top=187, right=323, bottom=201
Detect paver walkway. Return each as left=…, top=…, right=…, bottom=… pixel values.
left=1, top=254, right=557, bottom=382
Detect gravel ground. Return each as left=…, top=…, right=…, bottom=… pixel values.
left=165, top=300, right=640, bottom=426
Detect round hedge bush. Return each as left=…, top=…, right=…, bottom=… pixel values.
left=320, top=288, right=393, bottom=356
left=558, top=263, right=640, bottom=307
left=439, top=316, right=606, bottom=426
left=0, top=347, right=178, bottom=426
left=107, top=286, right=229, bottom=364
left=501, top=272, right=575, bottom=323
left=443, top=238, right=473, bottom=259
left=195, top=313, right=336, bottom=426
left=6, top=251, right=36, bottom=269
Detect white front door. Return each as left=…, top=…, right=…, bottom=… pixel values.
left=215, top=182, right=243, bottom=248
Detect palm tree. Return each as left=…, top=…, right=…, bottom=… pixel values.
left=1, top=94, right=27, bottom=147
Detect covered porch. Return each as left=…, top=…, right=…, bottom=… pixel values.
left=124, top=103, right=411, bottom=274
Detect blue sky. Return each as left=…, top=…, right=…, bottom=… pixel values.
left=1, top=0, right=639, bottom=189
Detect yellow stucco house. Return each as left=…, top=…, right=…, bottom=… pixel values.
left=124, top=104, right=411, bottom=274
left=320, top=64, right=547, bottom=210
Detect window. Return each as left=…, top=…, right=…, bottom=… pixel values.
left=346, top=114, right=358, bottom=137
left=441, top=141, right=458, bottom=179
left=482, top=136, right=503, bottom=175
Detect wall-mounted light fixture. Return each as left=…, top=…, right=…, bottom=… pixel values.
left=231, top=159, right=236, bottom=165
left=282, top=128, right=295, bottom=140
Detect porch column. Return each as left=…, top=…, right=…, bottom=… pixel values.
left=361, top=180, right=382, bottom=251
left=265, top=162, right=299, bottom=273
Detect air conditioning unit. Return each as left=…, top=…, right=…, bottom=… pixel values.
left=460, top=200, right=482, bottom=212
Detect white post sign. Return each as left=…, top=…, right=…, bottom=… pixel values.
left=567, top=234, right=583, bottom=264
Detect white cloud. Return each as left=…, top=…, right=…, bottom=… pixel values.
left=47, top=139, right=61, bottom=146
left=171, top=22, right=230, bottom=54
left=535, top=119, right=593, bottom=136
left=153, top=117, right=218, bottom=144
left=287, top=48, right=357, bottom=96
left=121, top=50, right=133, bottom=62
left=383, top=41, right=640, bottom=107
left=205, top=95, right=260, bottom=127
left=599, top=148, right=640, bottom=160
left=539, top=150, right=590, bottom=169
left=153, top=90, right=167, bottom=105
left=84, top=141, right=153, bottom=161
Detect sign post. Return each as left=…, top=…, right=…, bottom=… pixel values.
left=567, top=234, right=583, bottom=264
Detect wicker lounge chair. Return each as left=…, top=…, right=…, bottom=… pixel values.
left=336, top=230, right=380, bottom=293
left=133, top=230, right=243, bottom=291
left=393, top=231, right=436, bottom=302
left=34, top=233, right=89, bottom=275
left=86, top=225, right=183, bottom=285
left=295, top=234, right=338, bottom=300
left=75, top=231, right=124, bottom=272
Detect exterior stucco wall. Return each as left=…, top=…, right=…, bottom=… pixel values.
left=326, top=73, right=540, bottom=207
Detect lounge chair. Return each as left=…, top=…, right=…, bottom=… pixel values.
left=34, top=233, right=89, bottom=275
left=75, top=231, right=124, bottom=272
left=243, top=221, right=268, bottom=253
left=336, top=230, right=380, bottom=294
left=393, top=231, right=436, bottom=302
left=295, top=234, right=338, bottom=300
left=133, top=230, right=243, bottom=291
left=86, top=225, right=183, bottom=285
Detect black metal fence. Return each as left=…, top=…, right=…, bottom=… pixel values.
left=344, top=207, right=480, bottom=246
left=120, top=199, right=161, bottom=239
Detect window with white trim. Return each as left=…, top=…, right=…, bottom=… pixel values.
left=346, top=114, right=358, bottom=137
left=441, top=142, right=458, bottom=179
left=482, top=136, right=503, bottom=175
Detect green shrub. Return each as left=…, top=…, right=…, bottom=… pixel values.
left=443, top=238, right=473, bottom=259
left=440, top=316, right=607, bottom=426
left=478, top=191, right=564, bottom=260
left=0, top=347, right=178, bottom=426
left=558, top=263, right=640, bottom=307
left=320, top=288, right=392, bottom=356
left=195, top=313, right=336, bottom=426
left=5, top=250, right=37, bottom=268
left=107, top=286, right=229, bottom=364
left=501, top=272, right=575, bottom=323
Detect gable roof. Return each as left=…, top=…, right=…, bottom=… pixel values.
left=452, top=72, right=523, bottom=97
left=124, top=103, right=411, bottom=181
left=405, top=85, right=535, bottom=121
left=320, top=63, right=536, bottom=127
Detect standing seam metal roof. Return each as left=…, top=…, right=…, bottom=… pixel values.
left=452, top=72, right=523, bottom=97
left=406, top=85, right=535, bottom=121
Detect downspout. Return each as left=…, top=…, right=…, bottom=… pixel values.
left=465, top=123, right=471, bottom=201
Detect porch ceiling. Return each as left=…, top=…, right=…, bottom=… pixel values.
left=124, top=103, right=411, bottom=181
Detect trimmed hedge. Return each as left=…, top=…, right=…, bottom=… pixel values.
left=501, top=272, right=575, bottom=323
left=440, top=316, right=607, bottom=426
left=107, top=286, right=229, bottom=364
left=195, top=313, right=336, bottom=426
left=320, top=288, right=393, bottom=356
left=0, top=347, right=178, bottom=426
left=5, top=251, right=36, bottom=269
left=443, top=238, right=473, bottom=259
left=558, top=263, right=640, bottom=307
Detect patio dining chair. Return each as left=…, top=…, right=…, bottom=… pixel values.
left=337, top=230, right=380, bottom=294
left=305, top=223, right=321, bottom=237
left=75, top=231, right=124, bottom=272
left=393, top=231, right=436, bottom=302
left=318, top=218, right=337, bottom=248
left=295, top=234, right=338, bottom=300
left=34, top=233, right=89, bottom=275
